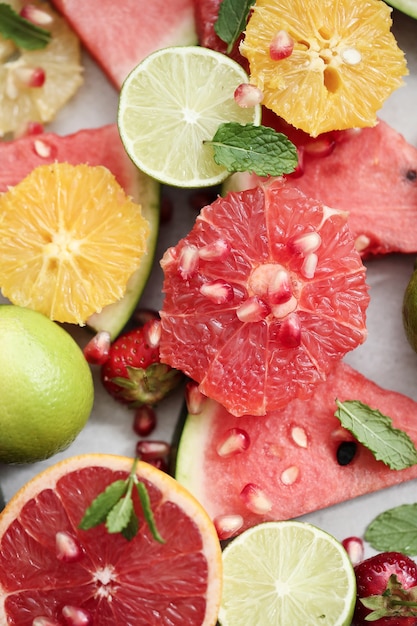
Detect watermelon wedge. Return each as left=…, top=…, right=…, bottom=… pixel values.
left=0, top=125, right=160, bottom=338
left=175, top=362, right=417, bottom=539
left=50, top=0, right=197, bottom=88
left=226, top=116, right=417, bottom=257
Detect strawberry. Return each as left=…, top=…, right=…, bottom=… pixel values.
left=353, top=552, right=417, bottom=625
left=101, top=319, right=183, bottom=407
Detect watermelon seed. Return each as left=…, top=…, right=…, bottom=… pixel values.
left=280, top=465, right=300, bottom=485
left=336, top=441, right=357, bottom=466
left=62, top=605, right=92, bottom=626
left=216, top=428, right=250, bottom=458
left=33, top=138, right=52, bottom=158
left=290, top=425, right=308, bottom=448
left=185, top=381, right=206, bottom=414
left=55, top=531, right=83, bottom=563
left=200, top=279, right=234, bottom=304
left=406, top=169, right=417, bottom=182
left=240, top=483, right=273, bottom=514
left=214, top=514, right=244, bottom=540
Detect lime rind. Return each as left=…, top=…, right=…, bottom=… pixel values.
left=118, top=46, right=262, bottom=188
left=385, top=0, right=417, bottom=18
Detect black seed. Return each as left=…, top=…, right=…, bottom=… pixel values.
left=406, top=169, right=417, bottom=182
left=336, top=441, right=357, bottom=466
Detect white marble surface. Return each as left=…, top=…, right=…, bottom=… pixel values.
left=1, top=8, right=417, bottom=558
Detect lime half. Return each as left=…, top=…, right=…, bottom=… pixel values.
left=118, top=46, right=261, bottom=188
left=219, top=520, right=356, bottom=626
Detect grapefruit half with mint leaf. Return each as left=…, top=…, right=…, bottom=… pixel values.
left=159, top=179, right=369, bottom=417
left=0, top=454, right=222, bottom=625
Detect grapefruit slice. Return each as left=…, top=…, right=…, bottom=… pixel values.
left=159, top=179, right=369, bottom=416
left=0, top=454, right=222, bottom=625
left=175, top=362, right=417, bottom=540
left=0, top=125, right=160, bottom=338
left=50, top=0, right=197, bottom=88
left=225, top=115, right=417, bottom=258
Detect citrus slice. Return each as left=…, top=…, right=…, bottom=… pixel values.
left=0, top=0, right=83, bottom=137
left=219, top=520, right=356, bottom=626
left=118, top=45, right=261, bottom=188
left=159, top=179, right=369, bottom=416
left=0, top=454, right=222, bottom=625
left=0, top=163, right=150, bottom=325
left=240, top=0, right=408, bottom=136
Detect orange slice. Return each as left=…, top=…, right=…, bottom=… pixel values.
left=0, top=163, right=150, bottom=325
left=0, top=454, right=222, bottom=625
left=240, top=0, right=408, bottom=136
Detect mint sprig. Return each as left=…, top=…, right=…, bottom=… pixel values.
left=0, top=3, right=51, bottom=50
left=214, top=0, right=255, bottom=54
left=334, top=399, right=417, bottom=470
left=79, top=458, right=164, bottom=543
left=206, top=123, right=298, bottom=177
left=365, top=503, right=417, bottom=555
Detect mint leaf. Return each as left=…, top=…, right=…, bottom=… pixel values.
left=135, top=480, right=165, bottom=544
left=79, top=479, right=127, bottom=530
left=365, top=503, right=417, bottom=555
left=106, top=494, right=135, bottom=534
left=0, top=3, right=51, bottom=50
left=335, top=399, right=417, bottom=470
left=207, top=123, right=298, bottom=177
left=214, top=0, right=255, bottom=53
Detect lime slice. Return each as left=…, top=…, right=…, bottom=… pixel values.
left=219, top=520, right=356, bottom=626
left=118, top=46, right=261, bottom=188
left=386, top=0, right=417, bottom=18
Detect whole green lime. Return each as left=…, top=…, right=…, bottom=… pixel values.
left=403, top=263, right=417, bottom=353
left=0, top=305, right=94, bottom=463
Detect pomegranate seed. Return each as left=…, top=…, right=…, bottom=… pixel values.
left=271, top=295, right=298, bottom=321
left=277, top=312, right=301, bottom=348
left=214, top=514, right=244, bottom=540
left=269, top=30, right=294, bottom=60
left=287, top=146, right=304, bottom=178
left=55, top=531, right=83, bottom=563
left=304, top=137, right=336, bottom=158
left=216, top=428, right=250, bottom=458
left=146, top=457, right=168, bottom=472
left=178, top=244, right=199, bottom=279
left=240, top=483, right=272, bottom=514
left=267, top=268, right=292, bottom=305
left=185, top=381, right=206, bottom=415
left=83, top=331, right=111, bottom=365
left=342, top=536, right=364, bottom=566
left=290, top=425, right=308, bottom=448
left=236, top=296, right=270, bottom=322
left=354, top=234, right=371, bottom=253
left=33, top=138, right=52, bottom=158
left=133, top=405, right=157, bottom=437
left=234, top=83, right=263, bottom=108
left=136, top=440, right=170, bottom=462
left=62, top=605, right=92, bottom=626
left=22, top=121, right=44, bottom=136
left=132, top=308, right=160, bottom=327
left=32, top=618, right=61, bottom=626
left=301, top=252, right=318, bottom=279
left=14, top=66, right=46, bottom=88
left=20, top=4, right=53, bottom=25
left=143, top=318, right=161, bottom=349
left=290, top=231, right=321, bottom=256
left=200, top=279, right=234, bottom=304
left=198, top=239, right=230, bottom=261
left=280, top=465, right=299, bottom=485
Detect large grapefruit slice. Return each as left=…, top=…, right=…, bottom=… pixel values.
left=175, top=362, right=417, bottom=540
left=0, top=454, right=222, bottom=625
left=50, top=0, right=197, bottom=88
left=159, top=179, right=369, bottom=416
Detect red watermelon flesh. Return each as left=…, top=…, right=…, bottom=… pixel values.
left=50, top=0, right=197, bottom=88
left=175, top=361, right=417, bottom=538
left=226, top=115, right=417, bottom=258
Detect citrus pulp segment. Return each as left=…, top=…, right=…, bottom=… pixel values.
left=0, top=454, right=223, bottom=625
left=0, top=305, right=94, bottom=463
left=118, top=45, right=262, bottom=188
left=0, top=163, right=150, bottom=326
left=218, top=521, right=356, bottom=626
left=0, top=0, right=83, bottom=137
left=159, top=179, right=369, bottom=416
left=240, top=0, right=408, bottom=136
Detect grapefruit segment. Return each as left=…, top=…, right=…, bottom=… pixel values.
left=160, top=179, right=369, bottom=416
left=0, top=454, right=222, bottom=625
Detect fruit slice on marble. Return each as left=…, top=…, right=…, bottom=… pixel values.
left=160, top=179, right=369, bottom=416
left=0, top=454, right=222, bottom=625
left=240, top=0, right=408, bottom=136
left=0, top=0, right=83, bottom=137
left=0, top=125, right=160, bottom=338
left=225, top=115, right=417, bottom=258
left=50, top=0, right=197, bottom=88
left=174, top=361, right=417, bottom=540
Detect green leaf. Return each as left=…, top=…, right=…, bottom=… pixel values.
left=207, top=123, right=298, bottom=177
left=214, top=0, right=255, bottom=54
left=334, top=399, right=417, bottom=470
left=78, top=479, right=127, bottom=530
left=0, top=3, right=51, bottom=50
left=135, top=481, right=165, bottom=544
left=106, top=495, right=135, bottom=534
left=365, top=503, right=417, bottom=555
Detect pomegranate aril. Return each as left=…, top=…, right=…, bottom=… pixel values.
left=133, top=405, right=157, bottom=437
left=20, top=4, right=53, bottom=25
left=268, top=268, right=292, bottom=305
left=198, top=239, right=230, bottom=261
left=234, top=83, right=263, bottom=107
left=240, top=483, right=272, bottom=514
left=236, top=296, right=270, bottom=322
left=178, top=244, right=199, bottom=279
left=55, top=531, right=83, bottom=563
left=24, top=121, right=44, bottom=136
left=83, top=331, right=111, bottom=365
left=301, top=252, right=318, bottom=279
left=143, top=318, right=161, bottom=349
left=33, top=138, right=53, bottom=158
left=146, top=457, right=169, bottom=472
left=214, top=514, right=244, bottom=540
left=185, top=381, right=206, bottom=415
left=290, top=231, right=321, bottom=256
left=304, top=136, right=336, bottom=158
left=14, top=66, right=46, bottom=88
left=342, top=536, right=364, bottom=566
left=216, top=428, right=250, bottom=458
left=278, top=313, right=301, bottom=348
left=62, top=605, right=92, bottom=626
left=286, top=146, right=304, bottom=178
left=269, top=30, right=294, bottom=60
left=136, top=440, right=170, bottom=462
left=200, top=279, right=234, bottom=304
left=132, top=307, right=160, bottom=327
left=32, top=618, right=61, bottom=626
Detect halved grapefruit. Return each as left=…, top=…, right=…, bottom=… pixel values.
left=0, top=454, right=222, bottom=625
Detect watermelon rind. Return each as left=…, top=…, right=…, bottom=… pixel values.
left=385, top=0, right=417, bottom=19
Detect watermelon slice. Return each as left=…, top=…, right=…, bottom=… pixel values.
left=50, top=0, right=197, bottom=88
left=175, top=361, right=417, bottom=539
left=225, top=116, right=417, bottom=258
left=0, top=125, right=160, bottom=338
